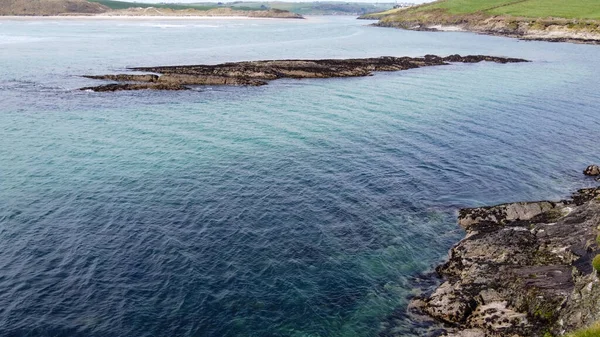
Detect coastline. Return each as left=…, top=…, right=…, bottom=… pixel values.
left=371, top=21, right=600, bottom=45
left=0, top=15, right=300, bottom=21
left=359, top=10, right=600, bottom=45
left=407, top=172, right=600, bottom=336
left=0, top=5, right=304, bottom=20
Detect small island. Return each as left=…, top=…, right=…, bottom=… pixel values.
left=80, top=55, right=528, bottom=92
left=360, top=0, right=600, bottom=44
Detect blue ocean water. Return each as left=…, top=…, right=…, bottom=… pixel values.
left=0, top=16, right=599, bottom=337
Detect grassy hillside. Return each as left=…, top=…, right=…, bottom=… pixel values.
left=392, top=0, right=600, bottom=20
left=0, top=0, right=109, bottom=15
left=363, top=0, right=600, bottom=43
left=487, top=0, right=600, bottom=20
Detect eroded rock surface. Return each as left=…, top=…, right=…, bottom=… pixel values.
left=80, top=55, right=528, bottom=92
left=411, top=187, right=600, bottom=337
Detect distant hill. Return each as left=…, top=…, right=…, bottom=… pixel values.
left=0, top=0, right=303, bottom=18
left=227, top=1, right=396, bottom=16
left=87, top=0, right=396, bottom=16
left=88, top=0, right=218, bottom=11
left=361, top=0, right=600, bottom=44
left=0, top=0, right=109, bottom=15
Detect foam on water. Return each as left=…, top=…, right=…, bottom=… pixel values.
left=0, top=16, right=599, bottom=337
left=0, top=34, right=48, bottom=44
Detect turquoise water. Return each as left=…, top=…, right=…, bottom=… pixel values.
left=1, top=16, right=599, bottom=337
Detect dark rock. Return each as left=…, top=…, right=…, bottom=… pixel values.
left=584, top=165, right=600, bottom=176
left=572, top=187, right=600, bottom=206
left=442, top=54, right=529, bottom=64
left=80, top=55, right=529, bottom=92
left=83, top=74, right=160, bottom=82
left=80, top=83, right=189, bottom=92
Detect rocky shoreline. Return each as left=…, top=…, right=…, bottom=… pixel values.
left=80, top=55, right=528, bottom=92
left=407, top=167, right=600, bottom=337
left=372, top=20, right=600, bottom=45
left=359, top=12, right=600, bottom=45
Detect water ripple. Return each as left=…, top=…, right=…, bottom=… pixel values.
left=1, top=16, right=600, bottom=337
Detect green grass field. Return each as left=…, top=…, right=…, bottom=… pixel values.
left=410, top=0, right=600, bottom=20
left=416, top=0, right=522, bottom=14
left=488, top=0, right=600, bottom=20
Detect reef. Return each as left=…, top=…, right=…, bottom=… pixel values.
left=408, top=177, right=600, bottom=336
left=80, top=55, right=528, bottom=92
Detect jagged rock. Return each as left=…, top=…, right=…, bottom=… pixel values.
left=584, top=165, right=600, bottom=176
left=80, top=83, right=189, bottom=92
left=80, top=55, right=529, bottom=92
left=410, top=187, right=600, bottom=337
left=83, top=74, right=159, bottom=82
left=572, top=187, right=600, bottom=206
left=467, top=301, right=529, bottom=332
left=458, top=201, right=561, bottom=229
left=420, top=281, right=477, bottom=324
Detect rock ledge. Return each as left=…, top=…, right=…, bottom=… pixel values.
left=411, top=186, right=600, bottom=337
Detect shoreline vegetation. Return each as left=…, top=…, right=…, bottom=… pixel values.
left=0, top=0, right=304, bottom=19
left=359, top=0, right=600, bottom=44
left=0, top=0, right=396, bottom=18
left=79, top=54, right=528, bottom=92
left=407, top=166, right=600, bottom=337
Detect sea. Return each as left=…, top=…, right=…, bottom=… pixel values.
left=0, top=15, right=599, bottom=337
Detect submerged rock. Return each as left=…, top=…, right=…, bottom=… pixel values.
left=80, top=55, right=529, bottom=92
left=410, top=185, right=600, bottom=337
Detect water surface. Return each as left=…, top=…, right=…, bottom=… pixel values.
left=1, top=16, right=599, bottom=337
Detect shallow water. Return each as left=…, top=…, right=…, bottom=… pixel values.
left=0, top=16, right=599, bottom=337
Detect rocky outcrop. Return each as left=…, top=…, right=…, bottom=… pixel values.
left=80, top=55, right=529, bottom=92
left=584, top=165, right=600, bottom=177
left=410, top=186, right=600, bottom=337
